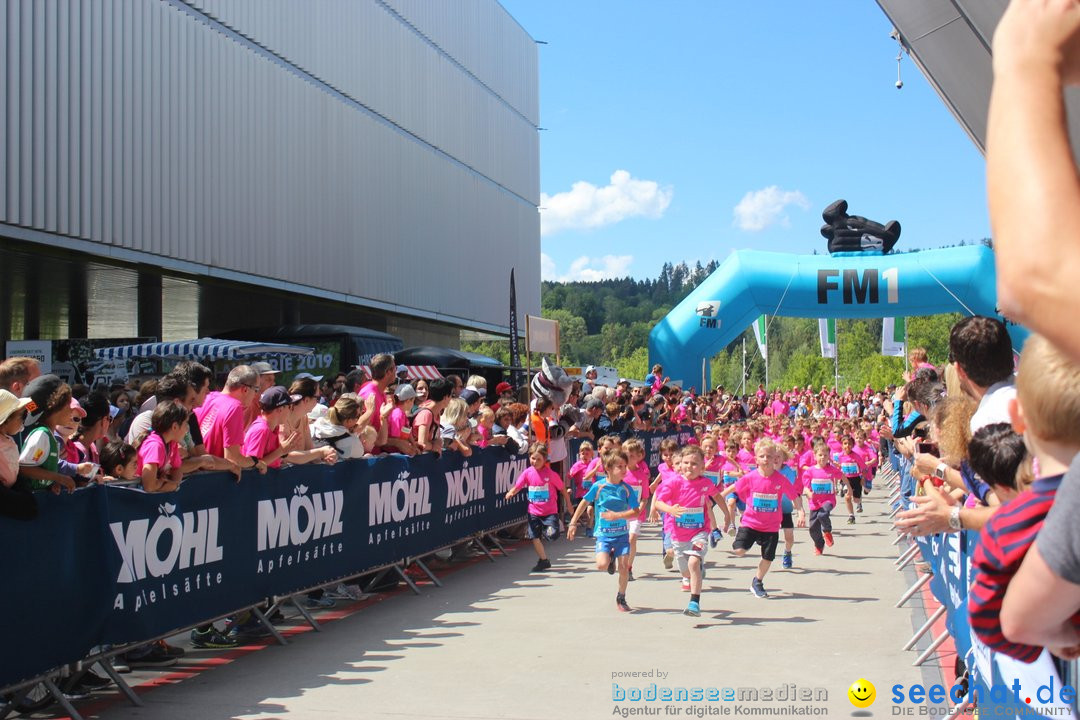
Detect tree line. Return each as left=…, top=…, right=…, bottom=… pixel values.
left=462, top=259, right=961, bottom=391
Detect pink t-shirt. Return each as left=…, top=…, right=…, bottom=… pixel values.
left=836, top=452, right=866, bottom=479
left=623, top=460, right=652, bottom=519
left=137, top=432, right=182, bottom=477
left=855, top=443, right=878, bottom=469
left=802, top=464, right=843, bottom=511
left=655, top=474, right=721, bottom=542
left=513, top=465, right=565, bottom=517
left=243, top=416, right=282, bottom=469
left=720, top=459, right=744, bottom=487
left=359, top=381, right=388, bottom=432
left=196, top=392, right=246, bottom=458
left=730, top=470, right=802, bottom=533
left=569, top=459, right=590, bottom=498
left=387, top=407, right=411, bottom=441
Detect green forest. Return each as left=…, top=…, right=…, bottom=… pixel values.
left=462, top=260, right=960, bottom=392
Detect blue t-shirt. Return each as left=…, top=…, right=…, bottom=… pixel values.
left=583, top=480, right=639, bottom=538
left=779, top=465, right=799, bottom=514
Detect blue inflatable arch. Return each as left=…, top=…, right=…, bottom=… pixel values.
left=648, top=245, right=1022, bottom=389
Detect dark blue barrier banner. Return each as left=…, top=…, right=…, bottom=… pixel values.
left=0, top=447, right=531, bottom=689
left=914, top=529, right=1072, bottom=717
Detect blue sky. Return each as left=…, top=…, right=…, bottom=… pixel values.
left=500, top=1, right=990, bottom=282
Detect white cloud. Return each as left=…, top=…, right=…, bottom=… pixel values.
left=733, top=186, right=810, bottom=231
left=540, top=170, right=673, bottom=236
left=541, top=253, right=634, bottom=282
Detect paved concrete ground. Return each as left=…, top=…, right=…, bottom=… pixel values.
left=85, top=483, right=941, bottom=720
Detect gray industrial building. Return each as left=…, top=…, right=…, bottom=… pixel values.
left=0, top=0, right=540, bottom=348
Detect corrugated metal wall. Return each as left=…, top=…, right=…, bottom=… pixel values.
left=0, top=0, right=540, bottom=332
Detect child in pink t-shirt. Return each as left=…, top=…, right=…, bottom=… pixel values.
left=653, top=444, right=722, bottom=617
left=719, top=443, right=747, bottom=534
left=242, top=387, right=301, bottom=470
left=137, top=401, right=188, bottom=493
left=648, top=438, right=682, bottom=571
left=836, top=435, right=868, bottom=523
left=715, top=439, right=806, bottom=599
left=621, top=439, right=653, bottom=581
left=505, top=443, right=571, bottom=572
left=801, top=442, right=844, bottom=554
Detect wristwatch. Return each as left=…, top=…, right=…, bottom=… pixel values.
left=948, top=506, right=962, bottom=531
left=934, top=463, right=948, bottom=481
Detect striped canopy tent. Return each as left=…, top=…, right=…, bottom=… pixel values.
left=355, top=365, right=443, bottom=381
left=94, top=338, right=315, bottom=361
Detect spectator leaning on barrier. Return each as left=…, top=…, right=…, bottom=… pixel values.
left=311, top=396, right=366, bottom=459
left=412, top=378, right=452, bottom=455
left=0, top=389, right=36, bottom=520
left=384, top=383, right=420, bottom=456
left=136, top=400, right=189, bottom=493
left=965, top=334, right=1080, bottom=662
left=195, top=365, right=267, bottom=474
left=281, top=378, right=337, bottom=465
left=359, top=354, right=396, bottom=434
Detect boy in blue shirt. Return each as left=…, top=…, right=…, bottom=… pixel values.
left=569, top=448, right=641, bottom=612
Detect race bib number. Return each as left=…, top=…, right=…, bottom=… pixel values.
left=751, top=493, right=778, bottom=513
left=677, top=509, right=705, bottom=530
left=598, top=517, right=628, bottom=536
left=703, top=470, right=720, bottom=486
left=723, top=473, right=738, bottom=486
left=810, top=480, right=834, bottom=495
left=841, top=462, right=859, bottom=476
left=527, top=486, right=550, bottom=503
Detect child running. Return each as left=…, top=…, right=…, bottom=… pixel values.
left=568, top=447, right=640, bottom=612
left=620, top=439, right=651, bottom=581
left=649, top=438, right=681, bottom=570
left=505, top=443, right=572, bottom=572
left=836, top=435, right=868, bottom=524
left=652, top=444, right=722, bottom=617
left=801, top=441, right=843, bottom=555
left=568, top=441, right=595, bottom=536
left=714, top=438, right=806, bottom=598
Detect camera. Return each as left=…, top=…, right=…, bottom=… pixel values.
left=895, top=80, right=903, bottom=90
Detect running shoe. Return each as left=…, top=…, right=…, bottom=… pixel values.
left=616, top=595, right=632, bottom=613
left=627, top=568, right=635, bottom=582
left=531, top=558, right=551, bottom=572
left=857, top=503, right=864, bottom=513
left=190, top=627, right=239, bottom=649
left=71, top=669, right=111, bottom=690
left=663, top=551, right=674, bottom=570
left=782, top=551, right=793, bottom=569
left=683, top=601, right=701, bottom=617
left=607, top=552, right=616, bottom=575
left=681, top=577, right=691, bottom=592
left=726, top=523, right=737, bottom=537
left=847, top=515, right=856, bottom=525
left=813, top=547, right=823, bottom=556
left=157, top=640, right=185, bottom=658
left=125, top=645, right=178, bottom=668
left=709, top=529, right=723, bottom=548
left=750, top=578, right=768, bottom=599
left=823, top=532, right=834, bottom=547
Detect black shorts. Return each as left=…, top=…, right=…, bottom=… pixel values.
left=733, top=527, right=780, bottom=562
left=846, top=476, right=864, bottom=499
left=780, top=512, right=794, bottom=530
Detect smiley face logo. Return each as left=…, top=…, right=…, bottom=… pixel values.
left=848, top=679, right=876, bottom=708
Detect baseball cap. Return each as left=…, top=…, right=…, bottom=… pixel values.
left=69, top=397, right=87, bottom=419
left=460, top=388, right=482, bottom=406
left=584, top=397, right=604, bottom=411
left=0, top=389, right=32, bottom=426
left=250, top=362, right=279, bottom=376
left=585, top=365, right=596, bottom=375
left=495, top=381, right=514, bottom=395
left=395, top=383, right=417, bottom=401
left=22, top=374, right=65, bottom=425
left=295, top=372, right=324, bottom=382
left=259, top=386, right=300, bottom=410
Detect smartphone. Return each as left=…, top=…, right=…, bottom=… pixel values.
left=916, top=442, right=939, bottom=456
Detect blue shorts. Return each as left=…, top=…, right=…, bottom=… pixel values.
left=595, top=534, right=631, bottom=557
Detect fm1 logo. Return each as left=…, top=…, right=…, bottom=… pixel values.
left=817, top=268, right=899, bottom=305
left=696, top=300, right=722, bottom=329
